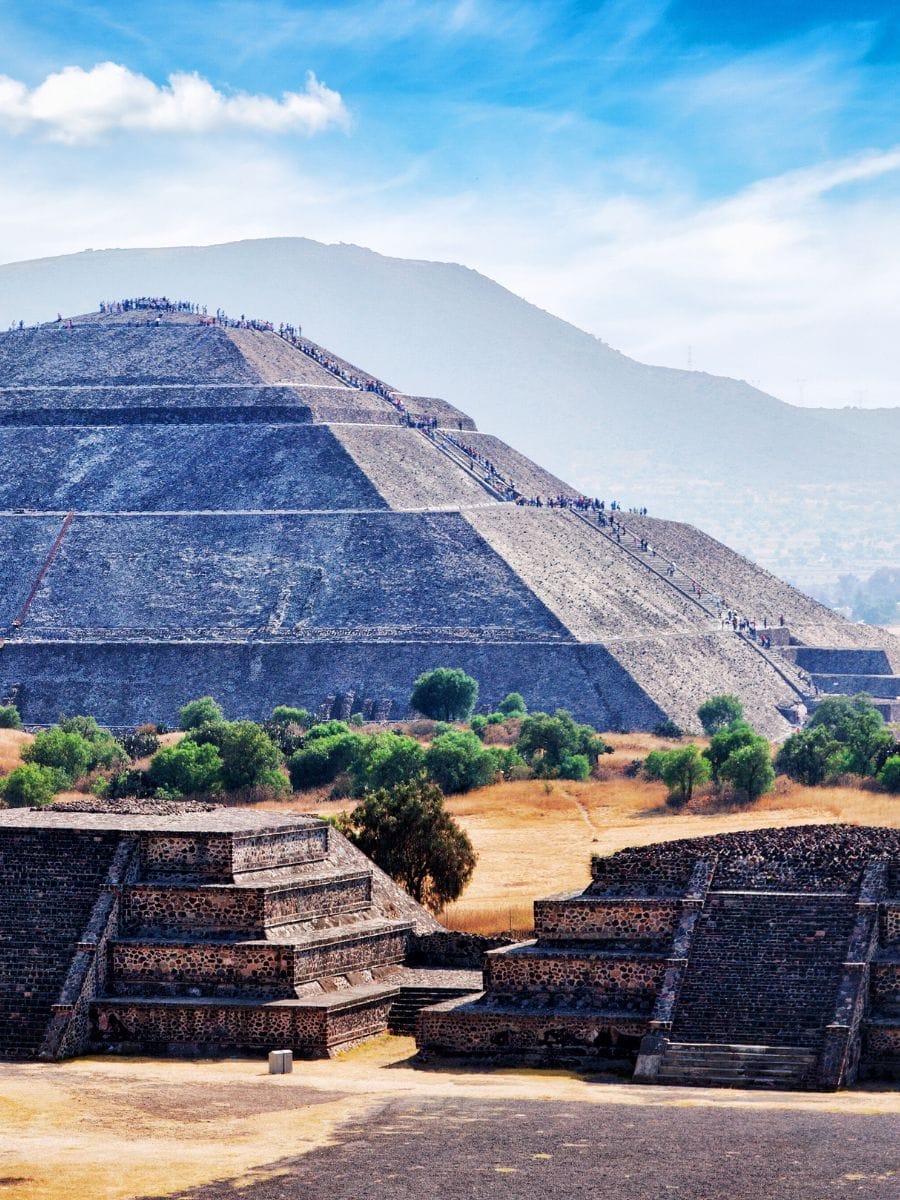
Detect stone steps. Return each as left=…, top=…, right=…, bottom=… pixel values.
left=109, top=918, right=412, bottom=997
left=656, top=1042, right=817, bottom=1089
left=388, top=986, right=478, bottom=1035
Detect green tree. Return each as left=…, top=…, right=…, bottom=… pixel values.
left=58, top=714, right=127, bottom=770
left=22, top=728, right=92, bottom=783
left=877, top=755, right=900, bottom=794
left=496, top=692, right=528, bottom=717
left=643, top=749, right=667, bottom=781
left=425, top=730, right=497, bottom=794
left=516, top=710, right=610, bottom=777
left=410, top=668, right=479, bottom=722
left=775, top=727, right=843, bottom=786
left=287, top=733, right=363, bottom=790
left=148, top=740, right=223, bottom=796
left=306, top=720, right=352, bottom=740
left=178, top=696, right=224, bottom=731
left=0, top=705, right=22, bottom=729
left=215, top=721, right=283, bottom=790
left=697, top=694, right=745, bottom=735
left=720, top=741, right=775, bottom=802
left=659, top=744, right=711, bottom=807
left=350, top=732, right=426, bottom=795
left=342, top=778, right=477, bottom=910
left=1, top=763, right=65, bottom=807
left=469, top=714, right=488, bottom=741
left=704, top=720, right=758, bottom=782
left=808, top=694, right=892, bottom=775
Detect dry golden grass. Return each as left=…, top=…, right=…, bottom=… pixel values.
left=0, top=727, right=32, bottom=773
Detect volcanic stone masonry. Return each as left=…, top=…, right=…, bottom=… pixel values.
left=0, top=806, right=459, bottom=1062
left=1, top=308, right=898, bottom=734
left=417, top=825, right=900, bottom=1090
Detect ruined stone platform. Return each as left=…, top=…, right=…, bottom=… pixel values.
left=417, top=826, right=900, bottom=1089
left=0, top=807, right=441, bottom=1061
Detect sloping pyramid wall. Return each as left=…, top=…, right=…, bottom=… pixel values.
left=1, top=310, right=897, bottom=735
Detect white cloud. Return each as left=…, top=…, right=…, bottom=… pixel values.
left=0, top=63, right=349, bottom=142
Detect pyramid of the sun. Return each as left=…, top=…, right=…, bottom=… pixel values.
left=1, top=308, right=898, bottom=735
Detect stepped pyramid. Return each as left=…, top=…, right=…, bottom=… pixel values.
left=1, top=306, right=898, bottom=736
left=418, top=825, right=900, bottom=1089
left=0, top=807, right=442, bottom=1061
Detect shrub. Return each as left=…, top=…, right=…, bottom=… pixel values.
left=878, top=755, right=900, bottom=794
left=118, top=729, right=160, bottom=760
left=349, top=712, right=365, bottom=728
left=559, top=753, right=590, bottom=781
left=425, top=731, right=498, bottom=794
left=1, top=763, right=65, bottom=807
left=497, top=692, right=527, bottom=717
left=643, top=750, right=666, bottom=781
left=410, top=667, right=479, bottom=722
left=271, top=705, right=311, bottom=728
left=57, top=715, right=128, bottom=771
left=261, top=720, right=305, bottom=757
left=306, top=720, right=352, bottom=741
left=287, top=733, right=362, bottom=790
left=148, top=740, right=223, bottom=796
left=652, top=719, right=684, bottom=739
left=0, top=705, right=22, bottom=729
left=342, top=778, right=477, bottom=910
left=775, top=727, right=843, bottom=786
left=349, top=732, right=426, bottom=795
left=22, top=728, right=93, bottom=783
left=720, top=740, right=775, bottom=802
left=659, top=744, right=710, bottom=807
left=486, top=746, right=528, bottom=779
left=469, top=714, right=488, bottom=741
left=697, top=694, right=744, bottom=735
left=178, top=696, right=224, bottom=731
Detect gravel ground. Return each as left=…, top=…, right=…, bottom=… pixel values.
left=141, top=1093, right=899, bottom=1200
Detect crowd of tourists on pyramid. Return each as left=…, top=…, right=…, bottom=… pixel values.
left=99, top=297, right=204, bottom=316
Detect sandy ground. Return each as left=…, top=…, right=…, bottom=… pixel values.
left=0, top=1037, right=897, bottom=1200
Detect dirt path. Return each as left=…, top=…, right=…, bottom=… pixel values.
left=1, top=1039, right=896, bottom=1200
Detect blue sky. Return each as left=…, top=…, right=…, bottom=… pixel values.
left=1, top=0, right=898, bottom=406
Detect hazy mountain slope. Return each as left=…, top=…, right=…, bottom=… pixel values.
left=0, top=238, right=895, bottom=585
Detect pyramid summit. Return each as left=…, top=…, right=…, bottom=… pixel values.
left=1, top=299, right=897, bottom=734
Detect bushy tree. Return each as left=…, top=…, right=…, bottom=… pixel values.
left=496, top=692, right=527, bottom=717
left=720, top=741, right=775, bottom=802
left=1, top=763, right=65, bottom=807
left=57, top=714, right=127, bottom=771
left=516, top=710, right=610, bottom=777
left=215, top=721, right=283, bottom=791
left=697, top=694, right=744, bottom=735
left=148, top=740, right=223, bottom=796
left=652, top=719, right=684, bottom=739
left=178, top=696, right=224, bottom=731
left=425, top=730, right=498, bottom=794
left=287, top=733, right=363, bottom=790
left=704, top=720, right=758, bottom=782
left=643, top=750, right=667, bottom=781
left=469, top=714, right=488, bottom=741
left=0, top=705, right=22, bottom=729
left=877, top=755, right=900, bottom=794
left=410, top=668, right=479, bottom=722
left=659, top=744, right=711, bottom=807
left=342, top=778, right=477, bottom=910
left=558, top=753, right=591, bottom=781
left=22, top=728, right=92, bottom=783
left=350, top=732, right=426, bottom=795
left=808, top=694, right=892, bottom=775
left=775, top=726, right=843, bottom=786
left=271, top=705, right=311, bottom=728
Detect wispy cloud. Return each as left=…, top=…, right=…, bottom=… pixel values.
left=0, top=62, right=349, bottom=142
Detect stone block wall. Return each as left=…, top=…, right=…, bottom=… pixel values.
left=484, top=945, right=667, bottom=1011
left=533, top=895, right=682, bottom=944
